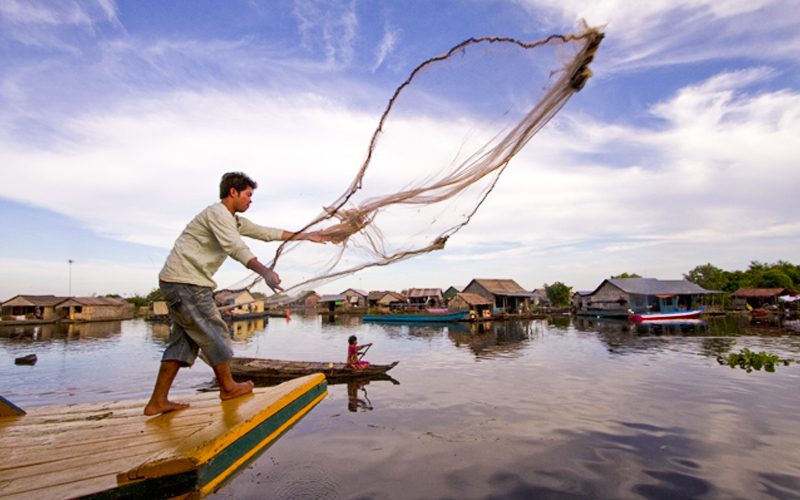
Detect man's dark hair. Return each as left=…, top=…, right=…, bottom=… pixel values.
left=219, top=172, right=257, bottom=199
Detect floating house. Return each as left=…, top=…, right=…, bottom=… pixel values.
left=1, top=295, right=67, bottom=321
left=57, top=297, right=134, bottom=322
left=442, top=286, right=464, bottom=302
left=575, top=278, right=718, bottom=318
left=214, top=290, right=265, bottom=319
left=406, top=288, right=444, bottom=308
left=530, top=288, right=550, bottom=309
left=342, top=288, right=368, bottom=310
left=571, top=291, right=592, bottom=313
left=149, top=300, right=169, bottom=321
left=368, top=291, right=407, bottom=311
left=318, top=294, right=347, bottom=313
left=729, top=288, right=794, bottom=309
left=299, top=291, right=320, bottom=309
left=462, top=279, right=533, bottom=314
left=448, top=292, right=493, bottom=319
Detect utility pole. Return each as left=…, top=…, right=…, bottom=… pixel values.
left=68, top=259, right=74, bottom=297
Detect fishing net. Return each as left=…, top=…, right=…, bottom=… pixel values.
left=226, top=23, right=603, bottom=304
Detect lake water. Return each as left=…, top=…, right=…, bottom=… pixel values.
left=2, top=315, right=799, bottom=499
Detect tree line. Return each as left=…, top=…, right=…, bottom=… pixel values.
left=543, top=260, right=799, bottom=307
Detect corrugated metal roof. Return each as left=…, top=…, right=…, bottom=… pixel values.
left=2, top=295, right=66, bottom=307
left=470, top=279, right=531, bottom=296
left=57, top=297, right=130, bottom=307
left=368, top=290, right=404, bottom=300
left=407, top=288, right=442, bottom=298
left=374, top=291, right=406, bottom=302
left=318, top=294, right=347, bottom=302
left=455, top=292, right=492, bottom=306
left=730, top=288, right=789, bottom=298
left=604, top=278, right=718, bottom=296
left=214, top=290, right=254, bottom=305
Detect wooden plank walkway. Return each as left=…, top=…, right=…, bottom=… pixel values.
left=0, top=374, right=327, bottom=499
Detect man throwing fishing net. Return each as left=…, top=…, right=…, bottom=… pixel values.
left=144, top=171, right=329, bottom=415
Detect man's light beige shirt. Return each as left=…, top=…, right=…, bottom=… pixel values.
left=159, top=202, right=283, bottom=289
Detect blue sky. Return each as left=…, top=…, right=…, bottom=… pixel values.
left=1, top=0, right=798, bottom=299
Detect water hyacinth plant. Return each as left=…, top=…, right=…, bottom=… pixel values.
left=717, top=348, right=794, bottom=373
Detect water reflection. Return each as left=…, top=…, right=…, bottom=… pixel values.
left=0, top=320, right=122, bottom=341
left=347, top=380, right=374, bottom=412
left=2, top=316, right=798, bottom=499
left=149, top=322, right=171, bottom=339
left=447, top=320, right=544, bottom=358
left=320, top=314, right=362, bottom=328
left=228, top=318, right=266, bottom=340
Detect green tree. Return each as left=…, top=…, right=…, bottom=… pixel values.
left=758, top=269, right=793, bottom=289
left=545, top=281, right=572, bottom=307
left=772, top=261, right=800, bottom=288
left=126, top=295, right=147, bottom=308
left=611, top=272, right=641, bottom=279
left=684, top=263, right=728, bottom=291
left=146, top=288, right=164, bottom=302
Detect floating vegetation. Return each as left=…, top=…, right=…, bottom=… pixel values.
left=717, top=348, right=794, bottom=373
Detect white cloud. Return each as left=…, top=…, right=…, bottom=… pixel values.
left=2, top=62, right=798, bottom=293
left=372, top=23, right=399, bottom=72
left=516, top=0, right=800, bottom=72
left=0, top=0, right=121, bottom=49
left=292, top=0, right=359, bottom=69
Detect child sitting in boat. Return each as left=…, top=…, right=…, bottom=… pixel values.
left=347, top=335, right=372, bottom=370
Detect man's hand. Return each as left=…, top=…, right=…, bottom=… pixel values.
left=246, top=257, right=284, bottom=293
left=282, top=230, right=330, bottom=244
left=260, top=267, right=283, bottom=293
left=303, top=230, right=329, bottom=243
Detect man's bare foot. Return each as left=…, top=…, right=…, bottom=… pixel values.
left=143, top=400, right=190, bottom=416
left=220, top=380, right=254, bottom=401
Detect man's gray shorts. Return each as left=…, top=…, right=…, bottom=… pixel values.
left=160, top=281, right=233, bottom=367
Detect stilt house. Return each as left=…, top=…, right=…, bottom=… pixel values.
left=462, top=279, right=532, bottom=314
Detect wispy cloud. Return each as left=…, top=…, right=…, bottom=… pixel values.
left=517, top=0, right=800, bottom=73
left=292, top=0, right=359, bottom=69
left=371, top=22, right=399, bottom=72
left=0, top=0, right=121, bottom=49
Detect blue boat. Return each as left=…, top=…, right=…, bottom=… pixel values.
left=363, top=310, right=470, bottom=323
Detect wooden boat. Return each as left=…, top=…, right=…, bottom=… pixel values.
left=0, top=374, right=326, bottom=499
left=630, top=307, right=706, bottom=323
left=231, top=357, right=399, bottom=382
left=362, top=310, right=470, bottom=323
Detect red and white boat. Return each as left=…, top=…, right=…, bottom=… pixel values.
left=630, top=307, right=706, bottom=323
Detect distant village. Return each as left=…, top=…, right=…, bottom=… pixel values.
left=2, top=275, right=797, bottom=326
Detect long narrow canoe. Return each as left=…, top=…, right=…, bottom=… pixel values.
left=0, top=374, right=326, bottom=499
left=231, top=357, right=399, bottom=382
left=363, top=310, right=470, bottom=322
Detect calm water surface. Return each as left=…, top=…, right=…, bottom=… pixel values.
left=2, top=315, right=799, bottom=499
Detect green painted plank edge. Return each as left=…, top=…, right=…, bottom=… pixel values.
left=82, top=379, right=327, bottom=499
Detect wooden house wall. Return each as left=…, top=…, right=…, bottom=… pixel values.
left=343, top=291, right=367, bottom=309
left=583, top=283, right=630, bottom=312
left=461, top=282, right=492, bottom=302
left=1, top=304, right=62, bottom=321
left=461, top=282, right=530, bottom=313
left=67, top=304, right=134, bottom=321
left=448, top=295, right=490, bottom=313
left=304, top=295, right=320, bottom=309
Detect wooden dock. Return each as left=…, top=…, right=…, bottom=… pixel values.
left=0, top=374, right=327, bottom=499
